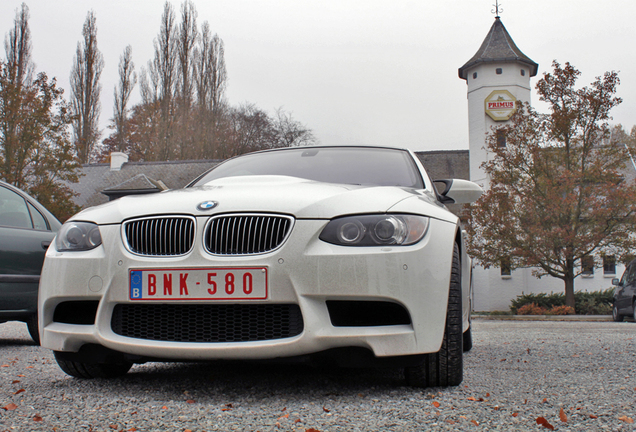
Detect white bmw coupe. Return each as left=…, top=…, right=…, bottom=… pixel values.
left=39, top=146, right=481, bottom=387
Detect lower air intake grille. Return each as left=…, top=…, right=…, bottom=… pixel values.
left=111, top=304, right=303, bottom=342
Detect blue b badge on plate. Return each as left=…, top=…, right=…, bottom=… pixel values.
left=130, top=270, right=142, bottom=299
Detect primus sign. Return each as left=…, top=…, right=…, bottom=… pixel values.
left=484, top=90, right=517, bottom=121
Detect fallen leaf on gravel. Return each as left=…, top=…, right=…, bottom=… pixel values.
left=14, top=389, right=25, bottom=395
left=295, top=419, right=302, bottom=423
left=128, top=428, right=138, bottom=431
left=3, top=403, right=18, bottom=411
left=33, top=415, right=43, bottom=422
left=536, top=417, right=554, bottom=430
left=161, top=406, right=168, bottom=410
left=559, top=407, right=567, bottom=422
left=322, top=407, right=330, bottom=413
left=306, top=429, right=321, bottom=432
left=512, top=413, right=519, bottom=417
left=619, top=415, right=634, bottom=423
left=11, top=380, right=20, bottom=384
left=542, top=398, right=548, bottom=403
left=185, top=400, right=195, bottom=404
left=109, top=425, right=118, bottom=429
left=17, top=374, right=25, bottom=377
left=471, top=420, right=479, bottom=426
left=445, top=420, right=455, bottom=424
left=486, top=393, right=490, bottom=397
left=432, top=401, right=440, bottom=408
left=278, top=413, right=290, bottom=420
left=589, top=414, right=598, bottom=419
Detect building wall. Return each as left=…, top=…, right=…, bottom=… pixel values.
left=466, top=62, right=533, bottom=187
left=472, top=264, right=621, bottom=312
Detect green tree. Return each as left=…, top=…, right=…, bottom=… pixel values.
left=466, top=61, right=636, bottom=310
left=0, top=4, right=79, bottom=221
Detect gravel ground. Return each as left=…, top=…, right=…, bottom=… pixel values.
left=1, top=319, right=635, bottom=431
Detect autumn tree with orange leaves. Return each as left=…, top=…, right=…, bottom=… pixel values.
left=466, top=61, right=636, bottom=310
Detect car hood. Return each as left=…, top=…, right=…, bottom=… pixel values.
left=71, top=176, right=455, bottom=224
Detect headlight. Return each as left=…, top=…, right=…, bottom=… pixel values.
left=56, top=221, right=103, bottom=251
left=319, top=214, right=429, bottom=246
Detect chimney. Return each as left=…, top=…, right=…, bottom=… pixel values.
left=110, top=152, right=129, bottom=171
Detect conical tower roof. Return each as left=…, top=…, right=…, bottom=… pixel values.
left=459, top=17, right=538, bottom=80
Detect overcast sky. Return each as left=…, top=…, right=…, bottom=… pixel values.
left=1, top=0, right=635, bottom=152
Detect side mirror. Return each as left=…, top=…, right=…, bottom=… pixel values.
left=434, top=179, right=483, bottom=204
left=612, top=278, right=620, bottom=286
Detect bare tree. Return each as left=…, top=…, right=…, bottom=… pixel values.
left=194, top=21, right=226, bottom=158
left=176, top=0, right=198, bottom=108
left=195, top=21, right=226, bottom=112
left=111, top=45, right=136, bottom=152
left=273, top=108, right=317, bottom=147
left=4, top=2, right=33, bottom=88
left=70, top=10, right=104, bottom=163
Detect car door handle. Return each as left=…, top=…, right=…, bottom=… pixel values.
left=41, top=240, right=51, bottom=250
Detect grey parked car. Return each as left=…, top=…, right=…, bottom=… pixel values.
left=0, top=181, right=61, bottom=343
left=612, top=259, right=636, bottom=322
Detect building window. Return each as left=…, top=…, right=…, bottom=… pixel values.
left=473, top=72, right=478, bottom=79
left=496, top=68, right=503, bottom=75
left=500, top=257, right=511, bottom=276
left=521, top=69, right=526, bottom=76
left=496, top=130, right=507, bottom=148
left=603, top=255, right=616, bottom=275
left=581, top=256, right=594, bottom=276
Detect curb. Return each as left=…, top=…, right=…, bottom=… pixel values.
left=472, top=314, right=613, bottom=322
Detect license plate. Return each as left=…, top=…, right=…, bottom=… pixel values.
left=129, top=267, right=268, bottom=300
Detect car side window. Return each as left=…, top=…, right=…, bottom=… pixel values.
left=27, top=202, right=49, bottom=231
left=0, top=185, right=33, bottom=229
left=628, top=264, right=636, bottom=285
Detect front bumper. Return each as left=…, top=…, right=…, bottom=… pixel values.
left=39, top=218, right=458, bottom=361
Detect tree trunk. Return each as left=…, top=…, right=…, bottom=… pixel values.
left=564, top=259, right=576, bottom=311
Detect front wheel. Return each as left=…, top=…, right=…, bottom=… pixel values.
left=405, top=243, right=463, bottom=387
left=54, top=352, right=132, bottom=379
left=26, top=313, right=40, bottom=345
left=612, top=303, right=624, bottom=322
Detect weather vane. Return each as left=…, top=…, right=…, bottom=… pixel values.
left=492, top=0, right=503, bottom=17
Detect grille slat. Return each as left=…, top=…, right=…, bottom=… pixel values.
left=205, top=214, right=293, bottom=255
left=124, top=216, right=195, bottom=256
left=111, top=304, right=304, bottom=342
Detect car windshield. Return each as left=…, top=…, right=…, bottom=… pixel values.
left=191, top=147, right=424, bottom=188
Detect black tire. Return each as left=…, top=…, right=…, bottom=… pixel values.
left=405, top=243, right=463, bottom=388
left=612, top=303, right=624, bottom=322
left=463, top=326, right=473, bottom=352
left=632, top=301, right=636, bottom=322
left=26, top=313, right=40, bottom=345
left=54, top=352, right=132, bottom=379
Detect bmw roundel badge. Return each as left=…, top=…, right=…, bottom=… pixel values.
left=197, top=200, right=218, bottom=211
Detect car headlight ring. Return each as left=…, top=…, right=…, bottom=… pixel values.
left=56, top=221, right=103, bottom=251
left=320, top=214, right=429, bottom=246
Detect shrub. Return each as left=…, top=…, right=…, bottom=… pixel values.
left=545, top=305, right=575, bottom=315
left=511, top=292, right=563, bottom=313
left=517, top=303, right=547, bottom=315
left=510, top=288, right=615, bottom=315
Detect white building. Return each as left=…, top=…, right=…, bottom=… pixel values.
left=456, top=17, right=621, bottom=311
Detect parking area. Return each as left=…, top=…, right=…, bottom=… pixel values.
left=1, top=319, right=635, bottom=431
